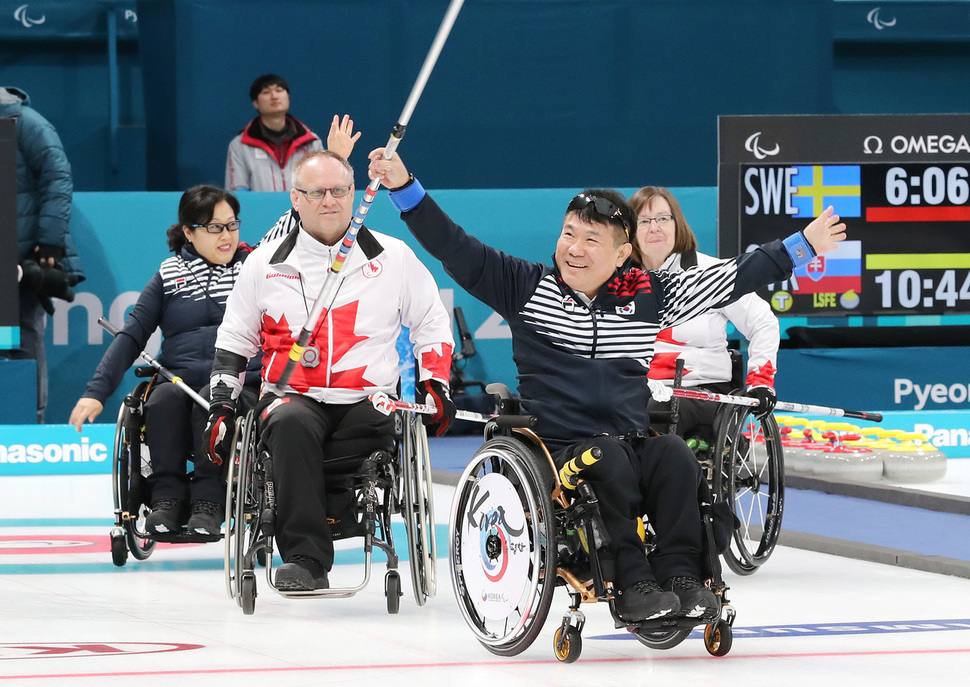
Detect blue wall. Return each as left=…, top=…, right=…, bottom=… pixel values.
left=133, top=0, right=834, bottom=191
left=7, top=1, right=970, bottom=193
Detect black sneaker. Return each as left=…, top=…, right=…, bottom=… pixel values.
left=614, top=579, right=680, bottom=622
left=187, top=500, right=223, bottom=536
left=663, top=576, right=719, bottom=620
left=275, top=555, right=330, bottom=591
left=145, top=499, right=187, bottom=535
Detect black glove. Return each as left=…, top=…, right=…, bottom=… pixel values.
left=35, top=243, right=65, bottom=266
left=201, top=401, right=236, bottom=466
left=419, top=379, right=457, bottom=437
left=747, top=386, right=777, bottom=421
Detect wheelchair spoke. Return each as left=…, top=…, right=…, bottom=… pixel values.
left=717, top=408, right=785, bottom=575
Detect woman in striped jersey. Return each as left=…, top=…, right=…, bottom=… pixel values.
left=69, top=185, right=259, bottom=537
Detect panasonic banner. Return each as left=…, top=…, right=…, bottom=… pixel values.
left=0, top=424, right=114, bottom=475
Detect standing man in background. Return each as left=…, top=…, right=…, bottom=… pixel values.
left=1, top=86, right=84, bottom=424
left=225, top=74, right=360, bottom=192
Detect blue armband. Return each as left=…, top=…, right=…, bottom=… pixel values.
left=388, top=176, right=426, bottom=213
left=782, top=231, right=816, bottom=269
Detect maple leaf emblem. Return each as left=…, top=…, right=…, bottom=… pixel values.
left=261, top=302, right=373, bottom=392
left=647, top=352, right=689, bottom=380
left=420, top=343, right=454, bottom=380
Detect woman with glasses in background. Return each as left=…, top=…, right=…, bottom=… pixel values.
left=628, top=186, right=780, bottom=440
left=69, top=185, right=260, bottom=536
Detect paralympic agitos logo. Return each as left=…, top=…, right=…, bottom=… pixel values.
left=744, top=132, right=780, bottom=160
left=13, top=4, right=46, bottom=28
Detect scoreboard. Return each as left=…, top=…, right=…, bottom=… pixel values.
left=718, top=114, right=970, bottom=317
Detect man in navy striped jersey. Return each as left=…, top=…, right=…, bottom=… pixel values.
left=368, top=148, right=846, bottom=624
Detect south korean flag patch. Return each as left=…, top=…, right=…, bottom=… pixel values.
left=615, top=302, right=635, bottom=316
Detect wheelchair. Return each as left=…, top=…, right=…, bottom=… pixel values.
left=224, top=404, right=436, bottom=615
left=661, top=354, right=785, bottom=576
left=109, top=371, right=222, bottom=567
left=449, top=385, right=735, bottom=663
left=706, top=402, right=784, bottom=575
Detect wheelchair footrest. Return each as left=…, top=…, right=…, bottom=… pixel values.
left=330, top=520, right=367, bottom=540
left=150, top=530, right=222, bottom=544
left=623, top=615, right=717, bottom=632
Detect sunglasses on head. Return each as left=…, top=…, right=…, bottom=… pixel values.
left=567, top=193, right=629, bottom=237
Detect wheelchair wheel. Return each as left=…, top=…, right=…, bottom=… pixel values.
left=225, top=411, right=258, bottom=603
left=713, top=406, right=785, bottom=575
left=449, top=436, right=557, bottom=657
left=553, top=626, right=582, bottom=663
left=704, top=619, right=733, bottom=656
left=112, top=396, right=155, bottom=564
left=401, top=414, right=436, bottom=605
left=386, top=570, right=402, bottom=615
left=632, top=627, right=692, bottom=651
left=240, top=571, right=257, bottom=616
left=110, top=530, right=127, bottom=567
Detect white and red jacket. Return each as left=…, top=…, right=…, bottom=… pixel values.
left=224, top=115, right=322, bottom=192
left=647, top=250, right=779, bottom=390
left=215, top=223, right=453, bottom=403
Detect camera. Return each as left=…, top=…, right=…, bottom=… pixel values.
left=18, top=259, right=77, bottom=303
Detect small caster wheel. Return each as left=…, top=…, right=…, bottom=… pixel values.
left=241, top=572, right=257, bottom=615
left=704, top=620, right=733, bottom=656
left=110, top=533, right=128, bottom=567
left=554, top=625, right=582, bottom=663
left=385, top=570, right=401, bottom=615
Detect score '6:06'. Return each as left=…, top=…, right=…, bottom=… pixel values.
left=886, top=166, right=970, bottom=206
left=874, top=269, right=970, bottom=308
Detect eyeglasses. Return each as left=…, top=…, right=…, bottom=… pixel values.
left=637, top=214, right=674, bottom=228
left=294, top=186, right=352, bottom=201
left=567, top=193, right=629, bottom=236
left=191, top=220, right=241, bottom=234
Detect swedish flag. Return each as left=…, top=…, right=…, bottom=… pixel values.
left=791, top=165, right=861, bottom=218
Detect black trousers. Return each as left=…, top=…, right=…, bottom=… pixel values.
left=256, top=394, right=395, bottom=570
left=144, top=381, right=255, bottom=505
left=9, top=293, right=47, bottom=423
left=553, top=433, right=705, bottom=590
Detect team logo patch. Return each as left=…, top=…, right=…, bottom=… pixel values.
left=362, top=260, right=383, bottom=278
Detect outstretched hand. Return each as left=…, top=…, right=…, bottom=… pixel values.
left=802, top=206, right=847, bottom=255
left=367, top=148, right=411, bottom=190
left=326, top=114, right=362, bottom=160
left=68, top=397, right=104, bottom=433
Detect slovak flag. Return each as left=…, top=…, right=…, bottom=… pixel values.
left=791, top=240, right=862, bottom=294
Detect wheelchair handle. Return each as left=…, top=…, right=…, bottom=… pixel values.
left=492, top=414, right=537, bottom=429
